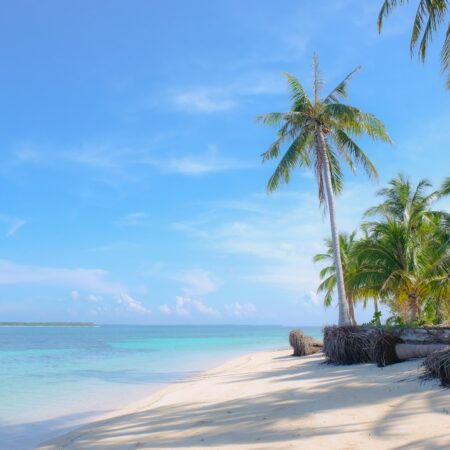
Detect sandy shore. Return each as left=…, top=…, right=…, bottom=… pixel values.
left=37, top=349, right=450, bottom=450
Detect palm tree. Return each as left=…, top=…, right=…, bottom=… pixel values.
left=441, top=176, right=450, bottom=196
left=364, top=174, right=442, bottom=228
left=258, top=55, right=390, bottom=326
left=314, top=231, right=383, bottom=326
left=313, top=232, right=359, bottom=325
left=377, top=0, right=450, bottom=88
left=354, top=219, right=449, bottom=322
left=355, top=175, right=450, bottom=322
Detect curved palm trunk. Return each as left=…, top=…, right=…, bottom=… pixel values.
left=316, top=127, right=352, bottom=326
left=347, top=294, right=357, bottom=326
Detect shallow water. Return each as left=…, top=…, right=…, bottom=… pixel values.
left=0, top=324, right=322, bottom=449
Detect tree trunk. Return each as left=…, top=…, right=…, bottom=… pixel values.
left=348, top=293, right=357, bottom=326
left=406, top=293, right=420, bottom=322
left=374, top=298, right=379, bottom=314
left=395, top=343, right=448, bottom=361
left=316, top=127, right=352, bottom=326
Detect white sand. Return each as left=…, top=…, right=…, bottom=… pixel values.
left=37, top=349, right=450, bottom=450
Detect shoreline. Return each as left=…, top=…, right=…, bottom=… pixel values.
left=37, top=348, right=450, bottom=450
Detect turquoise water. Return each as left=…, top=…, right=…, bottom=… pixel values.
left=0, top=325, right=322, bottom=449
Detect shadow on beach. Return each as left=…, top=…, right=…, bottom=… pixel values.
left=36, top=352, right=450, bottom=449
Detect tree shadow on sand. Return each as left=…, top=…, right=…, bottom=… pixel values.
left=37, top=354, right=450, bottom=449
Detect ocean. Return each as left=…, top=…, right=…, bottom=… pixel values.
left=0, top=324, right=322, bottom=449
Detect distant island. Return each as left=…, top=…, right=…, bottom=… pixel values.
left=0, top=322, right=96, bottom=327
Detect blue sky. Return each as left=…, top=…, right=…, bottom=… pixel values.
left=0, top=0, right=448, bottom=325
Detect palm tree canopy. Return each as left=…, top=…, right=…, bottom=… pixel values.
left=314, top=231, right=384, bottom=308
left=257, top=56, right=391, bottom=205
left=441, top=176, right=450, bottom=196
left=378, top=0, right=450, bottom=88
left=364, top=174, right=442, bottom=229
left=313, top=231, right=358, bottom=307
left=355, top=175, right=450, bottom=321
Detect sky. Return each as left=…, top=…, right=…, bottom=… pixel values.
left=0, top=0, right=448, bottom=326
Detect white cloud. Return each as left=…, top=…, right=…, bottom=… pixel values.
left=172, top=184, right=376, bottom=309
left=10, top=141, right=252, bottom=178
left=159, top=269, right=220, bottom=318
left=148, top=145, right=254, bottom=176
left=71, top=290, right=80, bottom=301
left=159, top=295, right=219, bottom=317
left=174, top=268, right=218, bottom=296
left=159, top=304, right=172, bottom=315
left=225, top=302, right=256, bottom=318
left=0, top=260, right=126, bottom=294
left=116, top=293, right=151, bottom=315
left=191, top=298, right=220, bottom=317
left=172, top=72, right=285, bottom=113
left=0, top=215, right=27, bottom=237
left=173, top=89, right=236, bottom=112
left=118, top=212, right=151, bottom=226
left=159, top=297, right=190, bottom=316
left=88, top=294, right=103, bottom=303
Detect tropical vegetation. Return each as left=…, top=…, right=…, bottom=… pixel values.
left=314, top=175, right=450, bottom=326
left=258, top=55, right=390, bottom=326
left=378, top=0, right=450, bottom=88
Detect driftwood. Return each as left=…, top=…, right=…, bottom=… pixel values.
left=373, top=331, right=450, bottom=367
left=289, top=330, right=323, bottom=356
left=323, top=326, right=450, bottom=366
left=395, top=343, right=448, bottom=360
left=394, top=327, right=450, bottom=345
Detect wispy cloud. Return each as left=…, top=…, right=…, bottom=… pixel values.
left=173, top=90, right=236, bottom=112
left=172, top=184, right=376, bottom=307
left=159, top=296, right=219, bottom=317
left=118, top=212, right=151, bottom=227
left=146, top=145, right=254, bottom=175
left=9, top=141, right=252, bottom=177
left=0, top=259, right=126, bottom=294
left=225, top=302, right=256, bottom=318
left=0, top=215, right=27, bottom=237
left=172, top=72, right=286, bottom=113
left=116, top=293, right=151, bottom=315
left=173, top=268, right=218, bottom=296
left=159, top=268, right=220, bottom=317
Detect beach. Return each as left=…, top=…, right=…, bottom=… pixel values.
left=37, top=349, right=450, bottom=450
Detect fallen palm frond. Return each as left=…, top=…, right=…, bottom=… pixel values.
left=323, top=326, right=375, bottom=364
left=422, top=347, right=450, bottom=387
left=373, top=331, right=404, bottom=367
left=289, top=329, right=323, bottom=356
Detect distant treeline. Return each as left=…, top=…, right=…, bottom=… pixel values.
left=0, top=322, right=95, bottom=327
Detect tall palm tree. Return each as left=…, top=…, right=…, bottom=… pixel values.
left=258, top=55, right=390, bottom=326
left=378, top=0, right=450, bottom=88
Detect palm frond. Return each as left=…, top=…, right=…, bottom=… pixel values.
left=324, top=66, right=362, bottom=104
left=332, top=130, right=378, bottom=179
left=284, top=73, right=311, bottom=112
left=265, top=128, right=313, bottom=193
left=378, top=0, right=409, bottom=32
